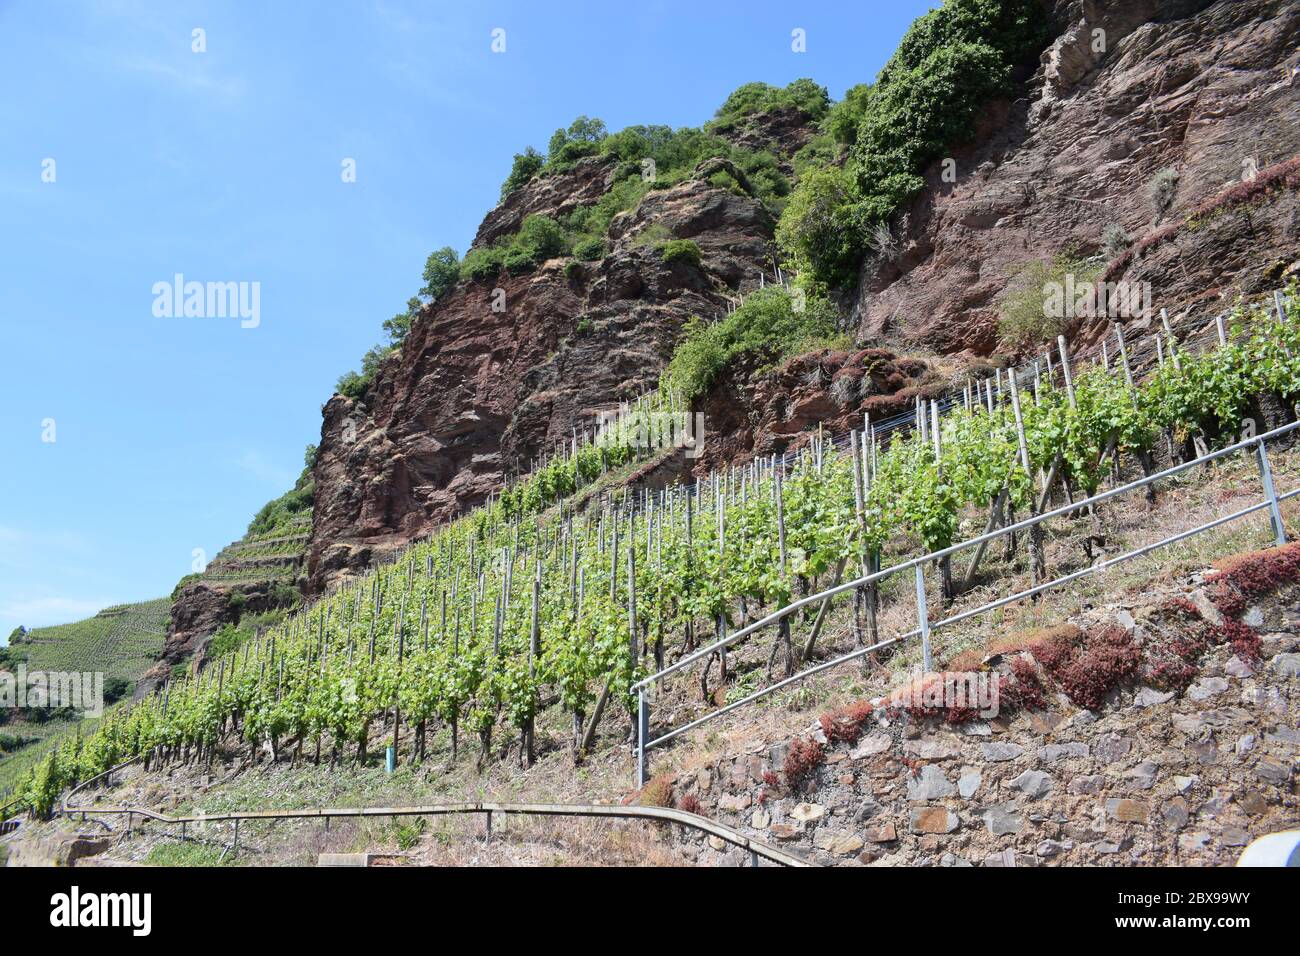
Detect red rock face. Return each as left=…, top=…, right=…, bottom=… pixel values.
left=308, top=165, right=783, bottom=591
left=688, top=349, right=940, bottom=477
left=853, top=0, right=1300, bottom=356
left=139, top=580, right=283, bottom=694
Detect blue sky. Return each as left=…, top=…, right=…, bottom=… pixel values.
left=0, top=0, right=935, bottom=642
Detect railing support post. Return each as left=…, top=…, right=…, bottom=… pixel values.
left=914, top=564, right=933, bottom=672
left=636, top=688, right=649, bottom=789
left=1256, top=439, right=1287, bottom=546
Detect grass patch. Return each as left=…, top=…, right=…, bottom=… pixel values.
left=145, top=841, right=230, bottom=867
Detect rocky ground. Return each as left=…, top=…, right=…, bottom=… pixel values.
left=664, top=549, right=1300, bottom=867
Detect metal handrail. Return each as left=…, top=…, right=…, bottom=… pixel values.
left=635, top=417, right=1300, bottom=691
left=634, top=416, right=1299, bottom=781
left=61, top=795, right=807, bottom=868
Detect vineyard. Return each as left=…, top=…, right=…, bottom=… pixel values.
left=183, top=514, right=313, bottom=588
left=4, top=599, right=170, bottom=686
left=9, top=286, right=1300, bottom=821
left=0, top=598, right=168, bottom=797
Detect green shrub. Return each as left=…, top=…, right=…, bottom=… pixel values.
left=247, top=452, right=315, bottom=536
left=336, top=343, right=393, bottom=401
left=776, top=165, right=870, bottom=290
left=500, top=146, right=544, bottom=199
left=793, top=133, right=839, bottom=177
left=712, top=78, right=830, bottom=127
left=420, top=247, right=460, bottom=302
left=658, top=238, right=701, bottom=267
left=1101, top=224, right=1130, bottom=259
left=575, top=317, right=595, bottom=335
left=662, top=287, right=842, bottom=402
left=598, top=126, right=790, bottom=209
left=778, top=0, right=1049, bottom=290
left=460, top=246, right=506, bottom=283
left=997, top=253, right=1100, bottom=349
left=270, top=582, right=300, bottom=607
left=545, top=115, right=608, bottom=171
left=632, top=223, right=674, bottom=248
left=823, top=83, right=874, bottom=146
left=170, top=573, right=201, bottom=599
left=573, top=236, right=607, bottom=261
left=1151, top=167, right=1179, bottom=214
left=501, top=215, right=569, bottom=274
left=102, top=677, right=131, bottom=704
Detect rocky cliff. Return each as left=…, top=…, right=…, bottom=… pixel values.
left=308, top=144, right=803, bottom=590
left=857, top=0, right=1300, bottom=354
left=306, top=0, right=1300, bottom=593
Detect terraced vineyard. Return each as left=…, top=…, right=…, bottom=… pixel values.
left=192, top=514, right=313, bottom=587
left=5, top=598, right=170, bottom=684
left=10, top=287, right=1300, bottom=819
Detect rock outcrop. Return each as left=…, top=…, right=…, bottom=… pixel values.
left=139, top=579, right=287, bottom=693
left=308, top=165, right=783, bottom=590
left=854, top=0, right=1300, bottom=355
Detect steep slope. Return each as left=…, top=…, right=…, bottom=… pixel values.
left=306, top=0, right=1300, bottom=593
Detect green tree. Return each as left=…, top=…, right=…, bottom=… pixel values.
left=421, top=247, right=460, bottom=301
left=776, top=165, right=869, bottom=290
left=500, top=147, right=544, bottom=199
left=547, top=116, right=608, bottom=168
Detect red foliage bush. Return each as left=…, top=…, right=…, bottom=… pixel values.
left=1217, top=618, right=1262, bottom=662
left=1209, top=542, right=1300, bottom=619
left=998, top=656, right=1046, bottom=713
left=941, top=704, right=979, bottom=725
left=1146, top=657, right=1198, bottom=692
left=818, top=700, right=874, bottom=744
left=762, top=769, right=779, bottom=788
left=783, top=737, right=824, bottom=787
left=1160, top=596, right=1203, bottom=623
left=1027, top=631, right=1076, bottom=678
left=1055, top=626, right=1140, bottom=711
left=676, top=792, right=703, bottom=816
